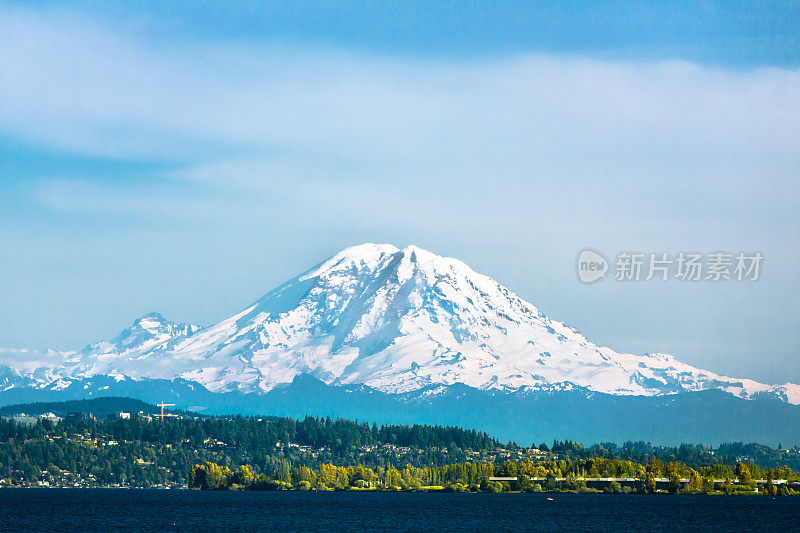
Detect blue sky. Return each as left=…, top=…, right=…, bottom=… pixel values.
left=1, top=1, right=799, bottom=384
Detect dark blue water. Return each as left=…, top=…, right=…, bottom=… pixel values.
left=0, top=489, right=797, bottom=532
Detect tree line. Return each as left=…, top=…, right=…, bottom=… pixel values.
left=0, top=414, right=798, bottom=491
left=190, top=457, right=798, bottom=495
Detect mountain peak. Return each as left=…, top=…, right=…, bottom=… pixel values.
left=99, top=313, right=200, bottom=360
left=132, top=312, right=169, bottom=329
left=333, top=243, right=400, bottom=261
left=305, top=243, right=399, bottom=279
left=401, top=244, right=432, bottom=257
left=3, top=244, right=798, bottom=405
left=401, top=244, right=454, bottom=268
left=312, top=243, right=478, bottom=283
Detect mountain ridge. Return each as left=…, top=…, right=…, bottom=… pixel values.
left=2, top=375, right=798, bottom=446
left=1, top=243, right=798, bottom=406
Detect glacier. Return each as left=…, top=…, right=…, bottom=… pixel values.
left=2, top=243, right=798, bottom=405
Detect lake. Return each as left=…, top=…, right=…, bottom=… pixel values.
left=0, top=489, right=797, bottom=532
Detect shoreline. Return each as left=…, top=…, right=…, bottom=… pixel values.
left=3, top=486, right=797, bottom=496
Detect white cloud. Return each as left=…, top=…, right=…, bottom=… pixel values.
left=1, top=4, right=798, bottom=172
left=4, top=4, right=796, bottom=240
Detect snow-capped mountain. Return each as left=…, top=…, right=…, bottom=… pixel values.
left=2, top=243, right=798, bottom=405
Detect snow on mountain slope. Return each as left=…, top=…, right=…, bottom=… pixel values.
left=2, top=243, right=799, bottom=404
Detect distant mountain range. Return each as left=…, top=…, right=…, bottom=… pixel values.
left=2, top=243, right=799, bottom=445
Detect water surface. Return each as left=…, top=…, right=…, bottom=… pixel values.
left=0, top=489, right=796, bottom=532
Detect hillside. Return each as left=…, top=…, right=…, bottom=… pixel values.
left=0, top=397, right=159, bottom=418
